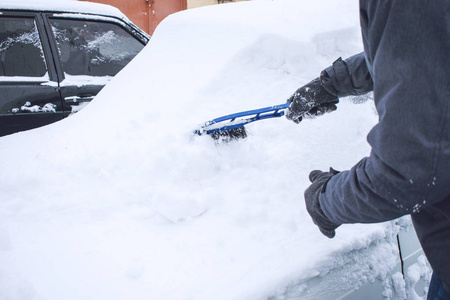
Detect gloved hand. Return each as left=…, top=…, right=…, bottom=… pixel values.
left=285, top=74, right=338, bottom=123
left=304, top=168, right=341, bottom=238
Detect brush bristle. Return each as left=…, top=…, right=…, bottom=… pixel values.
left=210, top=127, right=247, bottom=142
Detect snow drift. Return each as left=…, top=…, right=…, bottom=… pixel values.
left=0, top=1, right=404, bottom=299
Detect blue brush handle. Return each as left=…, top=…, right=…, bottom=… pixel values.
left=195, top=103, right=290, bottom=135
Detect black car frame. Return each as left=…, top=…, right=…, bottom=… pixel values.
left=0, top=1, right=149, bottom=137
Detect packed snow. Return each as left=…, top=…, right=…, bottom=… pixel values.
left=0, top=0, right=430, bottom=299
left=1, top=0, right=126, bottom=21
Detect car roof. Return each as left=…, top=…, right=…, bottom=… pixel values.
left=1, top=0, right=127, bottom=21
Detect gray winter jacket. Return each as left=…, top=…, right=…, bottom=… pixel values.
left=319, top=1, right=450, bottom=286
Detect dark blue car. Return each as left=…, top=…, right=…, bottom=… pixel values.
left=0, top=1, right=149, bottom=137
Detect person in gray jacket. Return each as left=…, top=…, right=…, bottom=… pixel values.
left=285, top=1, right=450, bottom=299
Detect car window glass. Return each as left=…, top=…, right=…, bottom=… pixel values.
left=50, top=18, right=145, bottom=77
left=0, top=16, right=47, bottom=77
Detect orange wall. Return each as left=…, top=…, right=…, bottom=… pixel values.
left=80, top=0, right=187, bottom=35
left=151, top=0, right=187, bottom=35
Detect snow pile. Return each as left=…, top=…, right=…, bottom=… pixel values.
left=0, top=0, right=411, bottom=299
left=383, top=255, right=431, bottom=300
left=405, top=256, right=432, bottom=299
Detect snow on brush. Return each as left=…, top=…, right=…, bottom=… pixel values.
left=0, top=0, right=406, bottom=299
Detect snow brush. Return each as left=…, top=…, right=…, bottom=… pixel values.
left=194, top=103, right=290, bottom=141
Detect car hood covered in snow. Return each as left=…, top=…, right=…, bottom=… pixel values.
left=0, top=0, right=403, bottom=299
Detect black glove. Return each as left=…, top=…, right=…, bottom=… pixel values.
left=285, top=74, right=338, bottom=123
left=304, top=168, right=340, bottom=238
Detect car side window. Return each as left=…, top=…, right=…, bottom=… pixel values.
left=0, top=16, right=47, bottom=78
left=49, top=18, right=145, bottom=77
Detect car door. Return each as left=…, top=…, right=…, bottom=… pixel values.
left=43, top=13, right=148, bottom=116
left=0, top=11, right=63, bottom=137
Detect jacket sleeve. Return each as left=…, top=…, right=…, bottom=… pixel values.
left=321, top=52, right=373, bottom=97
left=317, top=1, right=450, bottom=225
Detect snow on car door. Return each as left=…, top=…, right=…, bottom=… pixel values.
left=0, top=12, right=64, bottom=137
left=45, top=14, right=146, bottom=114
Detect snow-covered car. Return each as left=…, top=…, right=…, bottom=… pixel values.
left=0, top=1, right=149, bottom=137
left=0, top=1, right=432, bottom=300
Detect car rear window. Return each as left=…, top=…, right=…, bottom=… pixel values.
left=0, top=16, right=47, bottom=77
left=50, top=18, right=145, bottom=77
